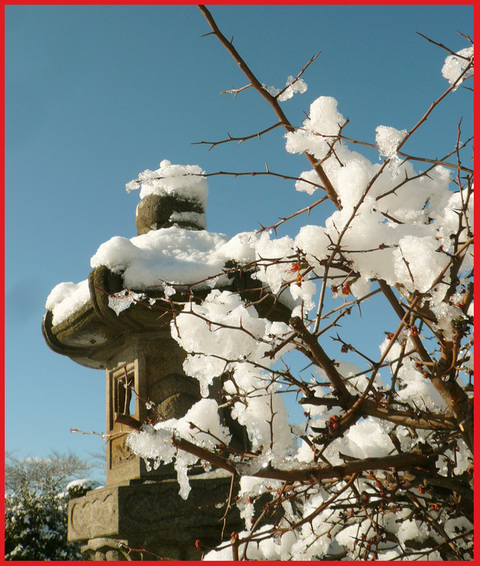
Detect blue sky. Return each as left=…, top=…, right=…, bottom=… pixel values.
left=4, top=4, right=473, bottom=480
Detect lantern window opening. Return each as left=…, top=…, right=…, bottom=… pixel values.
left=110, top=362, right=137, bottom=428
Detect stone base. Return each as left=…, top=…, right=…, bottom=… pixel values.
left=69, top=470, right=242, bottom=560
left=80, top=536, right=203, bottom=561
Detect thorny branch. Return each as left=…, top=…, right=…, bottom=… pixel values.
left=198, top=4, right=341, bottom=209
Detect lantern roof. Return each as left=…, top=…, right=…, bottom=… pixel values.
left=42, top=166, right=291, bottom=369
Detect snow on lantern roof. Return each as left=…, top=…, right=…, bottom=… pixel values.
left=45, top=226, right=257, bottom=328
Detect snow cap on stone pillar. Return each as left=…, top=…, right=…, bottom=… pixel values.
left=126, top=159, right=208, bottom=235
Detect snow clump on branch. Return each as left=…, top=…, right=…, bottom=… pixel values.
left=285, top=96, right=472, bottom=301
left=262, top=76, right=307, bottom=101
left=441, top=46, right=474, bottom=89
left=127, top=398, right=232, bottom=499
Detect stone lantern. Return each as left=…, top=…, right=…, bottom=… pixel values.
left=42, top=177, right=289, bottom=560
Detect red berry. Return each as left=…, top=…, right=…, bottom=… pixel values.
left=290, top=262, right=301, bottom=272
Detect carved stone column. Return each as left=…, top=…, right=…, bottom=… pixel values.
left=105, top=332, right=200, bottom=486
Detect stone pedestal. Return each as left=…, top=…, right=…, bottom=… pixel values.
left=69, top=471, right=242, bottom=561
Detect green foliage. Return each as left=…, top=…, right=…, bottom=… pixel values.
left=4, top=483, right=82, bottom=560
left=4, top=453, right=100, bottom=561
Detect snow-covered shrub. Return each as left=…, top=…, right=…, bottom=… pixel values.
left=122, top=27, right=473, bottom=558
left=4, top=454, right=101, bottom=561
